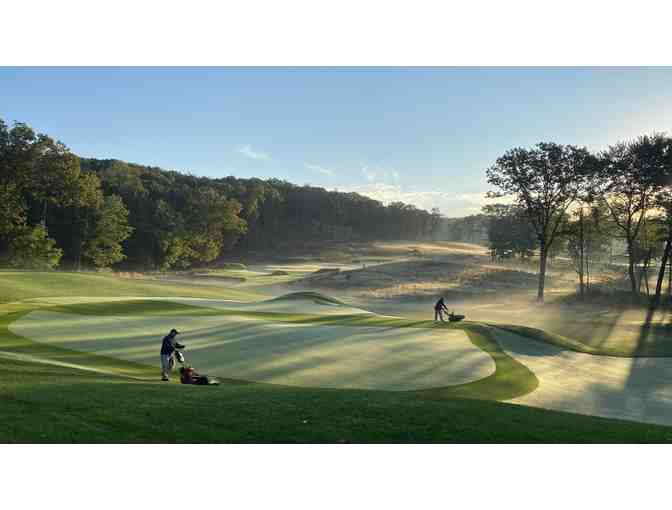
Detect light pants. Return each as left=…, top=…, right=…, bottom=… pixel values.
left=161, top=354, right=175, bottom=378
left=434, top=309, right=445, bottom=322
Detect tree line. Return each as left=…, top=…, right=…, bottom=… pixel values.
left=484, top=135, right=672, bottom=304
left=0, top=118, right=442, bottom=271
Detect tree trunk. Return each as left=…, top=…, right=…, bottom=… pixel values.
left=668, top=255, right=672, bottom=302
left=585, top=247, right=590, bottom=290
left=578, top=269, right=585, bottom=298
left=609, top=241, right=613, bottom=265
left=579, top=211, right=585, bottom=297
left=537, top=243, right=548, bottom=303
left=653, top=238, right=672, bottom=307
left=627, top=238, right=638, bottom=295
left=639, top=247, right=653, bottom=296
left=42, top=200, right=48, bottom=227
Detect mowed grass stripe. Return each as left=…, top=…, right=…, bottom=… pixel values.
left=0, top=309, right=158, bottom=380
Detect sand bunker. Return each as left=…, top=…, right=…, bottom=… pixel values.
left=10, top=311, right=493, bottom=391
left=494, top=327, right=672, bottom=427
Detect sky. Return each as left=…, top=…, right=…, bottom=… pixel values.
left=2, top=67, right=672, bottom=217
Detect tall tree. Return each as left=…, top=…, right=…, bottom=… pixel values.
left=84, top=195, right=133, bottom=268
left=30, top=138, right=82, bottom=226
left=482, top=204, right=537, bottom=261
left=7, top=224, right=63, bottom=270
left=599, top=134, right=670, bottom=295
left=487, top=142, right=596, bottom=302
left=184, top=187, right=246, bottom=264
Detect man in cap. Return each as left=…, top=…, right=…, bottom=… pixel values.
left=160, top=328, right=185, bottom=381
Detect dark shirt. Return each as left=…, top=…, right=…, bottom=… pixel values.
left=434, top=298, right=447, bottom=311
left=160, top=334, right=184, bottom=355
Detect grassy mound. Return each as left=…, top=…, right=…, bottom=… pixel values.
left=264, top=291, right=348, bottom=306
left=493, top=322, right=672, bottom=358
left=492, top=325, right=601, bottom=355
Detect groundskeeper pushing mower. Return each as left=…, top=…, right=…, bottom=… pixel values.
left=434, top=297, right=465, bottom=323
left=160, top=328, right=185, bottom=381
left=434, top=297, right=449, bottom=322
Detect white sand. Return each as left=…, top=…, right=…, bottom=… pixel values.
left=494, top=327, right=672, bottom=427
left=9, top=311, right=493, bottom=391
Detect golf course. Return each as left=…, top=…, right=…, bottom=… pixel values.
left=3, top=105, right=672, bottom=444
left=4, top=244, right=672, bottom=443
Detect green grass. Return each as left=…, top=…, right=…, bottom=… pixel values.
left=0, top=271, right=263, bottom=304
left=3, top=273, right=672, bottom=442
left=3, top=353, right=671, bottom=443
left=420, top=324, right=538, bottom=401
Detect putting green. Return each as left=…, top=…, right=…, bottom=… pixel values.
left=9, top=309, right=495, bottom=391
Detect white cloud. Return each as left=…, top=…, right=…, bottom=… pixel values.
left=236, top=144, right=271, bottom=161
left=340, top=182, right=507, bottom=217
left=305, top=163, right=335, bottom=177
left=361, top=164, right=400, bottom=184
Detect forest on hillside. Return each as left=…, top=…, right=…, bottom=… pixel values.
left=0, top=118, right=442, bottom=271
